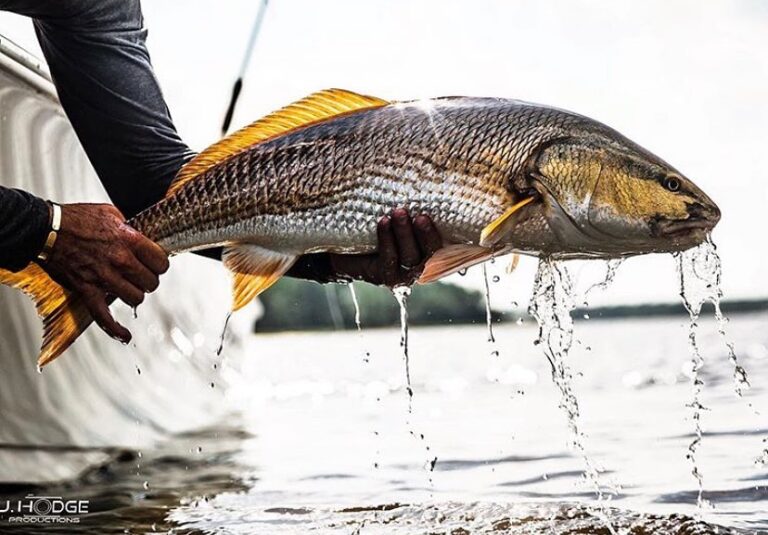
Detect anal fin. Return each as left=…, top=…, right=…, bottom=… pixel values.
left=418, top=244, right=498, bottom=284
left=222, top=245, right=297, bottom=311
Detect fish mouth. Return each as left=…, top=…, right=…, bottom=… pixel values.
left=653, top=218, right=713, bottom=237
left=652, top=202, right=721, bottom=238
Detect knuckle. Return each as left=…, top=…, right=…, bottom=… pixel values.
left=111, top=248, right=132, bottom=268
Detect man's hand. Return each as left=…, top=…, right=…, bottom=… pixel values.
left=329, top=209, right=443, bottom=287
left=40, top=203, right=169, bottom=343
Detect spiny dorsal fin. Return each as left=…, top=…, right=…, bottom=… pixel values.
left=166, top=88, right=390, bottom=198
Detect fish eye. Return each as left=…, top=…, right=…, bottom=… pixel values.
left=663, top=175, right=681, bottom=192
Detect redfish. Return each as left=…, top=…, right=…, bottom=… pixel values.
left=0, top=89, right=720, bottom=365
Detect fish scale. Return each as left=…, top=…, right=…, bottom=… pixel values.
left=132, top=98, right=569, bottom=255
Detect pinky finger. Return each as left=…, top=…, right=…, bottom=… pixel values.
left=81, top=287, right=132, bottom=344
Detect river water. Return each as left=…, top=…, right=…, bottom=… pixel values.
left=6, top=309, right=766, bottom=534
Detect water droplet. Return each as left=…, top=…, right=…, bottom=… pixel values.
left=136, top=366, right=141, bottom=375
left=143, top=481, right=150, bottom=490
left=36, top=365, right=42, bottom=374
left=196, top=446, right=202, bottom=453
left=428, top=457, right=438, bottom=471
left=210, top=382, right=215, bottom=389
left=492, top=275, right=500, bottom=283
left=490, top=350, right=499, bottom=357
left=583, top=313, right=590, bottom=320
left=458, top=268, right=468, bottom=276
left=516, top=317, right=524, bottom=326
left=132, top=306, right=138, bottom=319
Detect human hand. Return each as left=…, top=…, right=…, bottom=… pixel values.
left=39, top=203, right=169, bottom=343
left=329, top=208, right=443, bottom=287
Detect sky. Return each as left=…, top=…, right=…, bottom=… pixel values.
left=0, top=0, right=766, bottom=307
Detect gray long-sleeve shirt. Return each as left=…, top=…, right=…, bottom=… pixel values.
left=0, top=0, right=195, bottom=271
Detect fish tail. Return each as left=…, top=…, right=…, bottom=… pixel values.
left=0, top=264, right=92, bottom=367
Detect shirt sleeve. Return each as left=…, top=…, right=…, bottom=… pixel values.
left=0, top=0, right=195, bottom=219
left=0, top=186, right=50, bottom=271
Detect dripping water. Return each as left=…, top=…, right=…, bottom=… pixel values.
left=482, top=264, right=496, bottom=345
left=529, top=258, right=617, bottom=532
left=583, top=258, right=625, bottom=306
left=393, top=286, right=413, bottom=408
left=216, top=312, right=232, bottom=356
left=348, top=282, right=362, bottom=332
left=675, top=236, right=753, bottom=507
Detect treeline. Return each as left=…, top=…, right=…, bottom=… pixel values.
left=254, top=278, right=497, bottom=331
left=255, top=278, right=768, bottom=332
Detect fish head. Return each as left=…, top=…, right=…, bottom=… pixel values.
left=511, top=131, right=720, bottom=258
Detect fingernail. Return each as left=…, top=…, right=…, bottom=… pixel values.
left=393, top=208, right=408, bottom=221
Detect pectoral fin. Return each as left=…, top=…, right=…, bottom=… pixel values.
left=222, top=245, right=298, bottom=311
left=418, top=244, right=497, bottom=284
left=479, top=197, right=535, bottom=248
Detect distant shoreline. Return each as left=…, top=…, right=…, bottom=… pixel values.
left=568, top=298, right=768, bottom=321
left=255, top=277, right=767, bottom=332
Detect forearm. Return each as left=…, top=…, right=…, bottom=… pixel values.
left=1, top=0, right=194, bottom=218
left=0, top=187, right=50, bottom=271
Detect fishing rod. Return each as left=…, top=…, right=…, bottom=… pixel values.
left=221, top=0, right=270, bottom=136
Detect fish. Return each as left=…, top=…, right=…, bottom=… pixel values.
left=0, top=89, right=721, bottom=366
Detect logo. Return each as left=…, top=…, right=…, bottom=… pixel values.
left=0, top=495, right=89, bottom=524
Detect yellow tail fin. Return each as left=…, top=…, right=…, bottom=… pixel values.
left=0, top=264, right=92, bottom=367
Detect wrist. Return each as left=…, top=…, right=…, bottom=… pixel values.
left=36, top=201, right=62, bottom=263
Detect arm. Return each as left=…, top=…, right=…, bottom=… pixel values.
left=1, top=0, right=194, bottom=217
left=0, top=187, right=50, bottom=271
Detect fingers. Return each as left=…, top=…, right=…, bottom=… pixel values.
left=413, top=214, right=443, bottom=258
left=122, top=260, right=160, bottom=294
left=391, top=208, right=421, bottom=269
left=377, top=216, right=399, bottom=287
left=81, top=287, right=131, bottom=343
left=100, top=269, right=145, bottom=308
left=125, top=226, right=170, bottom=275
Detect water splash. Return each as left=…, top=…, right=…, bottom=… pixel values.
left=393, top=286, right=413, bottom=407
left=529, top=258, right=617, bottom=532
left=482, top=264, right=496, bottom=345
left=348, top=282, right=362, bottom=332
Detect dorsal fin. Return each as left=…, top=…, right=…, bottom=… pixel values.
left=165, top=88, right=390, bottom=198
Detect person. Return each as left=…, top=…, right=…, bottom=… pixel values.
left=0, top=1, right=442, bottom=344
